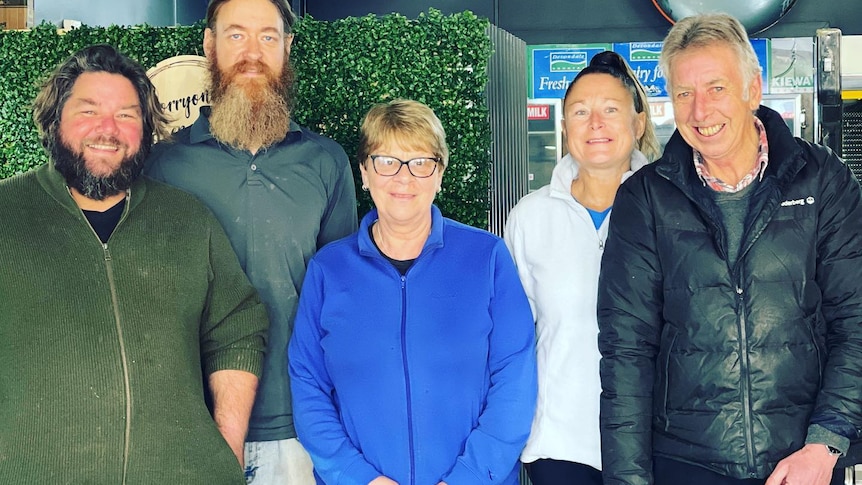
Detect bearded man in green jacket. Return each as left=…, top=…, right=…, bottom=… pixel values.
left=0, top=44, right=269, bottom=484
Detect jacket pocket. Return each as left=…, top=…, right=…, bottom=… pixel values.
left=803, top=313, right=825, bottom=387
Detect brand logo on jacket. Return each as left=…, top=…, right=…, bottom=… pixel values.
left=780, top=196, right=815, bottom=207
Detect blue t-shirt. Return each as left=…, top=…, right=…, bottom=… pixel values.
left=587, top=206, right=611, bottom=229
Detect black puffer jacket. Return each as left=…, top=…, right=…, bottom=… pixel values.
left=597, top=106, right=862, bottom=484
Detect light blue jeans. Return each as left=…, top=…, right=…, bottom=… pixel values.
left=244, top=438, right=315, bottom=485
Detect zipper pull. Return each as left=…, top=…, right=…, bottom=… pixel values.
left=103, top=243, right=112, bottom=262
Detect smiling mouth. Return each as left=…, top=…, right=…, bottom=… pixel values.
left=86, top=143, right=119, bottom=151
left=697, top=124, right=724, bottom=137
left=587, top=138, right=611, bottom=144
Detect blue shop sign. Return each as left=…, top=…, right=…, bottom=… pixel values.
left=750, top=38, right=770, bottom=90
left=527, top=43, right=612, bottom=99
left=612, top=39, right=768, bottom=98
left=612, top=42, right=666, bottom=97
left=529, top=39, right=770, bottom=100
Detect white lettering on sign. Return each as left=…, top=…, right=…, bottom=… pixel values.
left=771, top=76, right=814, bottom=88
left=538, top=76, right=571, bottom=92
left=527, top=105, right=550, bottom=120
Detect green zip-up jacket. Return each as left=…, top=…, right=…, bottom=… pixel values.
left=0, top=163, right=269, bottom=484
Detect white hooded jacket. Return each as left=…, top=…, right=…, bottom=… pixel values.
left=504, top=150, right=649, bottom=469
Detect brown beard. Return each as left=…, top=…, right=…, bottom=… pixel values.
left=207, top=52, right=295, bottom=153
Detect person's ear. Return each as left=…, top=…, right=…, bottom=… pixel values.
left=204, top=28, right=215, bottom=60
left=747, top=74, right=763, bottom=111
left=359, top=161, right=369, bottom=189
left=285, top=33, right=295, bottom=57
left=634, top=110, right=646, bottom=140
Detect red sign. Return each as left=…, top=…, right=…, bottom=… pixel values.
left=527, top=104, right=550, bottom=120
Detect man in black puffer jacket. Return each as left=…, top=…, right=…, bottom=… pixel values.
left=597, top=13, right=862, bottom=485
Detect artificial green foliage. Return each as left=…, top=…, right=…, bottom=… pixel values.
left=0, top=22, right=204, bottom=178
left=293, top=10, right=491, bottom=225
left=0, top=10, right=492, bottom=227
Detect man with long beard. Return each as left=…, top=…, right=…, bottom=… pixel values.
left=145, top=0, right=358, bottom=483
left=0, top=44, right=269, bottom=483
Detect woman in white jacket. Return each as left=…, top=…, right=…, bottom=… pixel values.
left=504, top=51, right=660, bottom=485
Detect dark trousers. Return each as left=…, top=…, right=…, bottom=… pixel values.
left=653, top=456, right=846, bottom=485
left=524, top=459, right=603, bottom=485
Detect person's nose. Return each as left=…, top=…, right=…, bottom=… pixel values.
left=691, top=93, right=711, bottom=121
left=244, top=37, right=263, bottom=61
left=589, top=111, right=605, bottom=129
left=96, top=115, right=119, bottom=136
left=393, top=162, right=414, bottom=183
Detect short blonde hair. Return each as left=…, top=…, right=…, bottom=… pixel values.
left=357, top=99, right=449, bottom=169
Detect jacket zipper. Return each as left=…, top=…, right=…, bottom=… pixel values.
left=399, top=274, right=416, bottom=485
left=76, top=196, right=132, bottom=485
left=103, top=244, right=132, bottom=485
left=736, top=283, right=756, bottom=475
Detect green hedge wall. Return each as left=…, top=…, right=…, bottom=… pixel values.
left=0, top=10, right=492, bottom=227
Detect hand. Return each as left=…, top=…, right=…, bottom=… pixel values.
left=208, top=369, right=258, bottom=469
left=214, top=419, right=246, bottom=467
left=368, top=477, right=399, bottom=485
left=765, top=444, right=839, bottom=485
left=224, top=436, right=245, bottom=468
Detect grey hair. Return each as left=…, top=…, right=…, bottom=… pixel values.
left=660, top=13, right=762, bottom=96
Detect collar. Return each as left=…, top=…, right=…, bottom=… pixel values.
left=657, top=105, right=804, bottom=194
left=692, top=116, right=769, bottom=193
left=549, top=149, right=650, bottom=199
left=358, top=205, right=445, bottom=258
left=35, top=162, right=148, bottom=217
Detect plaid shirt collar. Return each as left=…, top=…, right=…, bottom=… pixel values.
left=693, top=116, right=769, bottom=193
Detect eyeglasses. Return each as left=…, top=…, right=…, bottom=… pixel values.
left=369, top=155, right=441, bottom=178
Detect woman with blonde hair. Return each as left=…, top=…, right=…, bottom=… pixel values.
left=505, top=51, right=658, bottom=485
left=290, top=99, right=537, bottom=485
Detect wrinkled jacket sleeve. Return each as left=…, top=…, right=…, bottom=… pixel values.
left=597, top=175, right=664, bottom=485
left=288, top=260, right=381, bottom=485
left=809, top=149, right=862, bottom=447
left=201, top=214, right=269, bottom=377
left=441, top=240, right=538, bottom=484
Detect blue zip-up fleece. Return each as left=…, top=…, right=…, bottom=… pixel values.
left=289, top=206, right=538, bottom=485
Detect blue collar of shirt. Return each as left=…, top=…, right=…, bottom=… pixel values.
left=358, top=205, right=446, bottom=258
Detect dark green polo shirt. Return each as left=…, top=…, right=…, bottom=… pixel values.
left=145, top=107, right=358, bottom=441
